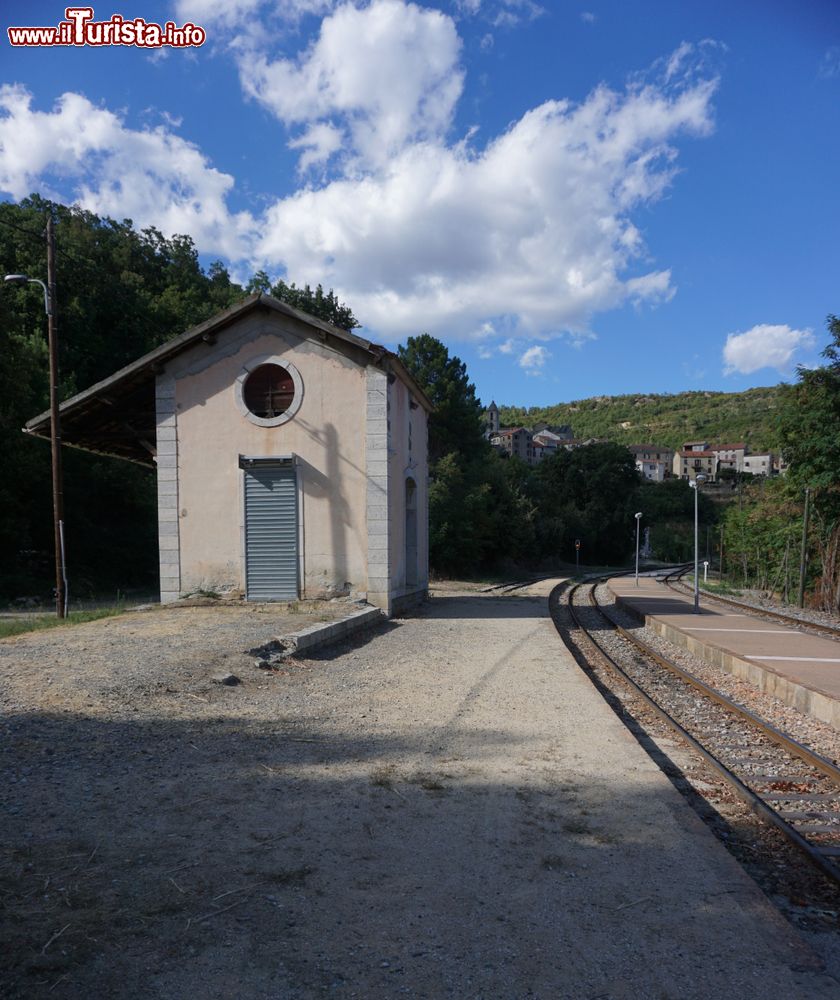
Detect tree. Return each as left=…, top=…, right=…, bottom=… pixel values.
left=0, top=198, right=248, bottom=599
left=720, top=477, right=801, bottom=597
left=397, top=334, right=485, bottom=463
left=269, top=279, right=359, bottom=330
left=534, top=443, right=643, bottom=563
left=777, top=314, right=840, bottom=610
left=246, top=270, right=272, bottom=294
left=397, top=334, right=537, bottom=575
left=778, top=315, right=840, bottom=494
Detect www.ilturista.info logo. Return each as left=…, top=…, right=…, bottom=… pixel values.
left=7, top=6, right=206, bottom=47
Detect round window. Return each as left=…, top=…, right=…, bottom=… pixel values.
left=235, top=355, right=303, bottom=427
left=243, top=363, right=295, bottom=419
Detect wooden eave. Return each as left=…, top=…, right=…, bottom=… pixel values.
left=24, top=293, right=433, bottom=466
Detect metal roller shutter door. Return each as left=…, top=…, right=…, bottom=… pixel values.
left=244, top=462, right=298, bottom=600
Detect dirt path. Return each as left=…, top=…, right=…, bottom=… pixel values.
left=2, top=584, right=836, bottom=998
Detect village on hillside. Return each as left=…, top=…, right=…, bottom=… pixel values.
left=484, top=400, right=783, bottom=482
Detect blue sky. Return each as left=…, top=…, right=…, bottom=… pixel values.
left=2, top=1, right=839, bottom=409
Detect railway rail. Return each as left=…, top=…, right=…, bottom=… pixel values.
left=552, top=576, right=840, bottom=888
left=663, top=567, right=840, bottom=640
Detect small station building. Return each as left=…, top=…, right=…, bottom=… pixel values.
left=25, top=293, right=432, bottom=614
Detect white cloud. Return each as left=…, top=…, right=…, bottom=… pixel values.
left=820, top=46, right=840, bottom=80
left=0, top=21, right=718, bottom=346
left=0, top=84, right=254, bottom=258
left=722, top=324, right=815, bottom=375
left=288, top=121, right=344, bottom=171
left=664, top=42, right=694, bottom=82
left=519, top=344, right=550, bottom=374
left=455, top=0, right=543, bottom=22
left=580, top=11, right=596, bottom=24
left=492, top=1, right=545, bottom=28
left=238, top=0, right=464, bottom=169
left=477, top=333, right=514, bottom=358
left=174, top=0, right=333, bottom=29
left=254, top=40, right=716, bottom=338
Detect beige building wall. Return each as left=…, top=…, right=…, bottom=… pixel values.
left=386, top=375, right=430, bottom=610
left=159, top=310, right=370, bottom=600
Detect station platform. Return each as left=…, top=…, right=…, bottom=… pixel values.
left=607, top=575, right=840, bottom=730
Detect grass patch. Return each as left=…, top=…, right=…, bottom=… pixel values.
left=409, top=771, right=448, bottom=792
left=0, top=606, right=126, bottom=640
left=370, top=764, right=398, bottom=790
left=693, top=577, right=741, bottom=597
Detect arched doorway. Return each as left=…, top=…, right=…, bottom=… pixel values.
left=405, top=477, right=418, bottom=588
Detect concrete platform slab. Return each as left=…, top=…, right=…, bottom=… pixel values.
left=607, top=576, right=840, bottom=729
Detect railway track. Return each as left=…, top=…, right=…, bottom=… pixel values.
left=479, top=577, right=547, bottom=594
left=663, top=568, right=840, bottom=640
left=552, top=576, right=840, bottom=888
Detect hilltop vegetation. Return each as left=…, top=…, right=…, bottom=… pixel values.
left=498, top=386, right=784, bottom=451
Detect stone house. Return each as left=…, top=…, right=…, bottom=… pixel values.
left=491, top=427, right=538, bottom=465
left=714, top=443, right=747, bottom=473
left=673, top=449, right=719, bottom=482
left=628, top=444, right=674, bottom=482
left=742, top=453, right=774, bottom=476
left=25, top=293, right=432, bottom=614
left=636, top=458, right=670, bottom=482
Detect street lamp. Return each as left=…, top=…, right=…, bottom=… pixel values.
left=634, top=511, right=642, bottom=586
left=690, top=473, right=707, bottom=613
left=4, top=219, right=67, bottom=617
left=4, top=273, right=50, bottom=314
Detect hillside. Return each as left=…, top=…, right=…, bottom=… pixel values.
left=497, top=386, right=786, bottom=452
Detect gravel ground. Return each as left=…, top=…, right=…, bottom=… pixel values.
left=2, top=583, right=838, bottom=999
left=0, top=600, right=353, bottom=715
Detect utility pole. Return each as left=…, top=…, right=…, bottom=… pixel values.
left=797, top=487, right=810, bottom=609
left=46, top=214, right=67, bottom=617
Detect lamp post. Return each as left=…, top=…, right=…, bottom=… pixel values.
left=690, top=473, right=707, bottom=614
left=4, top=216, right=67, bottom=616
left=634, top=511, right=642, bottom=586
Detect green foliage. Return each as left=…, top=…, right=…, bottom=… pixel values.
left=534, top=443, right=650, bottom=564
left=398, top=334, right=486, bottom=463
left=716, top=315, right=840, bottom=610
left=0, top=198, right=247, bottom=599
left=270, top=278, right=359, bottom=331
left=778, top=315, right=840, bottom=498
left=399, top=335, right=534, bottom=575
left=775, top=315, right=840, bottom=610
left=720, top=477, right=802, bottom=597
left=499, top=386, right=783, bottom=452
left=637, top=477, right=715, bottom=562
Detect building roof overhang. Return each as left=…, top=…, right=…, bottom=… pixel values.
left=24, top=293, right=433, bottom=467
